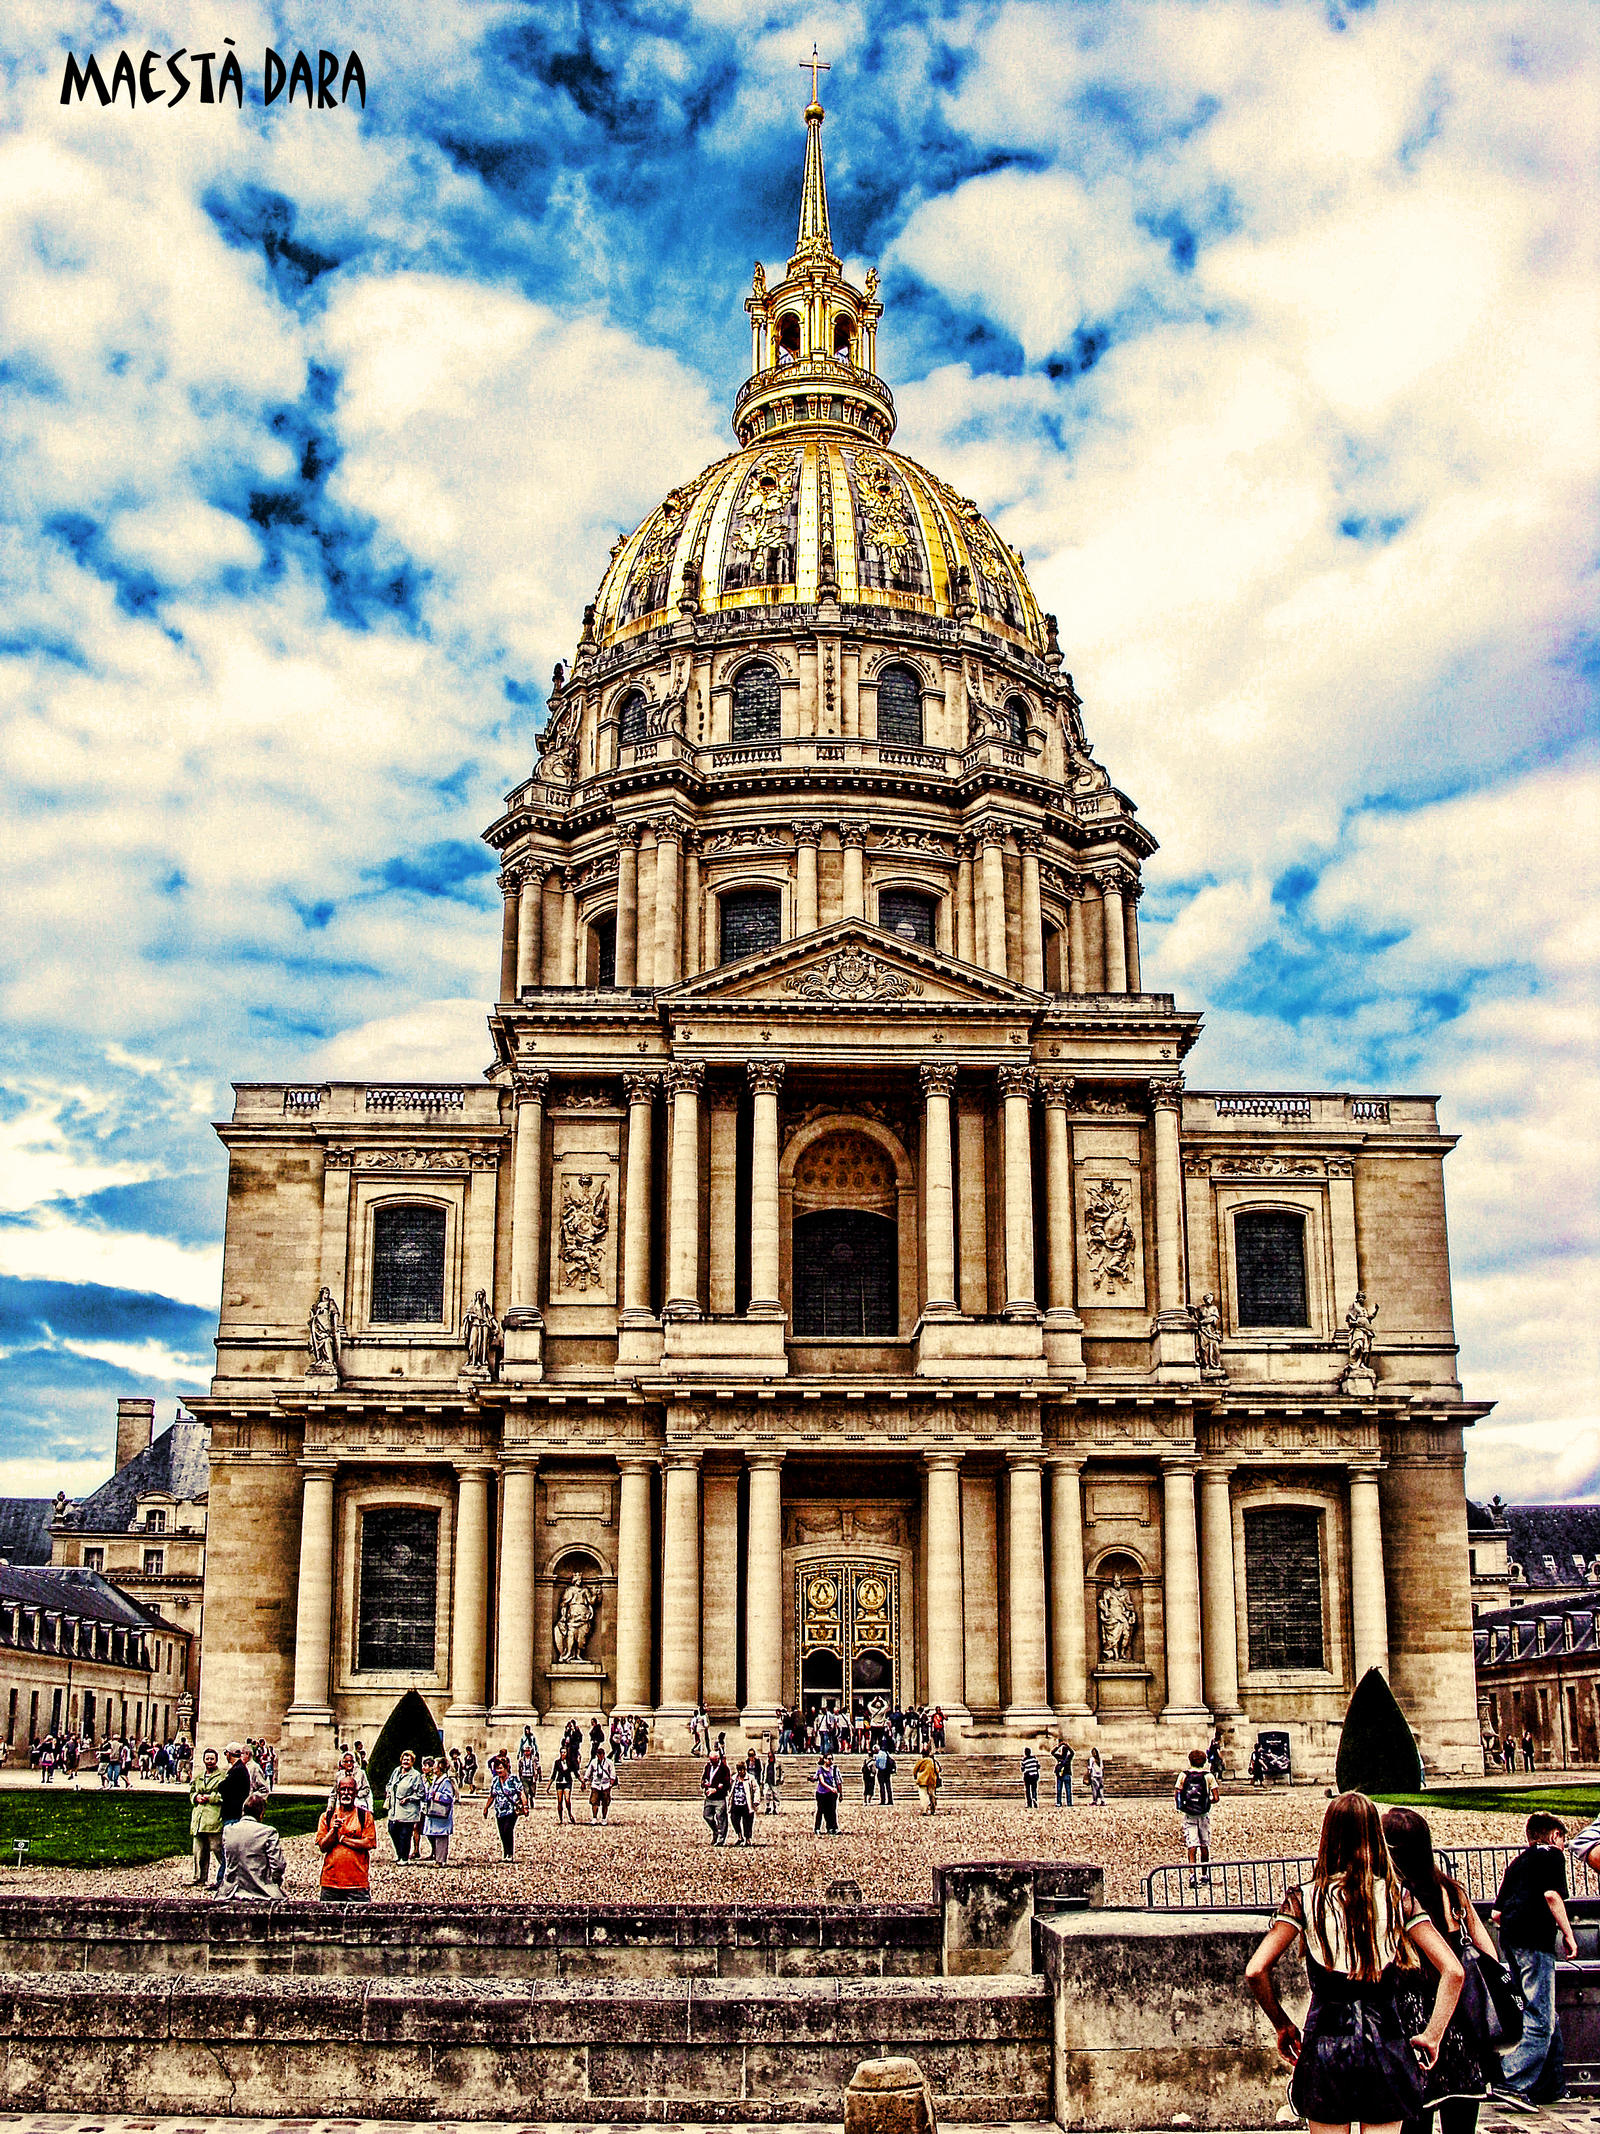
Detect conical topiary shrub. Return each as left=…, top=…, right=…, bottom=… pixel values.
left=367, top=1689, right=445, bottom=1803
left=1335, top=1667, right=1424, bottom=1796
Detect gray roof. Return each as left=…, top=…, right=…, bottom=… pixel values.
left=1499, top=1505, right=1600, bottom=1588
left=0, top=1500, right=56, bottom=1566
left=0, top=1565, right=171, bottom=1633
left=58, top=1415, right=209, bottom=1534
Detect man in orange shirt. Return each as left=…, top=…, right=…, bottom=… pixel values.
left=316, top=1773, right=377, bottom=1903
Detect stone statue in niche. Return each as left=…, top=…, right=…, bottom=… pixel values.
left=1098, top=1572, right=1138, bottom=1663
left=1084, top=1179, right=1137, bottom=1293
left=461, top=1289, right=501, bottom=1379
left=558, top=1172, right=610, bottom=1291
left=1192, top=1293, right=1225, bottom=1377
left=307, top=1287, right=342, bottom=1378
left=553, top=1573, right=598, bottom=1662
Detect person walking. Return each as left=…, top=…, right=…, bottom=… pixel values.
left=701, top=1746, right=732, bottom=1846
left=762, top=1743, right=783, bottom=1814
left=316, top=1775, right=377, bottom=1904
left=913, top=1748, right=940, bottom=1816
left=383, top=1750, right=426, bottom=1862
left=1383, top=1806, right=1504, bottom=2134
left=188, top=1748, right=226, bottom=1887
left=813, top=1754, right=840, bottom=1835
left=423, top=1759, right=456, bottom=1865
left=1246, top=1791, right=1463, bottom=2130
left=861, top=1749, right=876, bottom=1805
left=1021, top=1744, right=1041, bottom=1808
left=552, top=1741, right=576, bottom=1825
left=728, top=1764, right=755, bottom=1846
left=586, top=1745, right=616, bottom=1824
left=483, top=1753, right=528, bottom=1859
left=1492, top=1811, right=1576, bottom=2098
left=1176, top=1747, right=1219, bottom=1887
left=1087, top=1745, right=1105, bottom=1805
left=517, top=1727, right=542, bottom=1799
left=875, top=1740, right=896, bottom=1807
left=220, top=1792, right=286, bottom=1900
left=327, top=1748, right=371, bottom=1813
left=1053, top=1739, right=1074, bottom=1807
left=1521, top=1731, right=1536, bottom=1774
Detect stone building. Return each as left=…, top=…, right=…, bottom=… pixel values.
left=0, top=1565, right=193, bottom=1750
left=195, top=92, right=1488, bottom=1781
left=1466, top=1498, right=1600, bottom=1621
left=1475, top=1604, right=1600, bottom=1769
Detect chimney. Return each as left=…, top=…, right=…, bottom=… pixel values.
left=115, top=1397, right=155, bottom=1473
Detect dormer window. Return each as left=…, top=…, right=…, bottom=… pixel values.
left=1544, top=1555, right=1560, bottom=1579
left=144, top=1510, right=166, bottom=1534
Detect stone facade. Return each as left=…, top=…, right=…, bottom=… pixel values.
left=194, top=95, right=1488, bottom=1782
left=0, top=1565, right=193, bottom=1749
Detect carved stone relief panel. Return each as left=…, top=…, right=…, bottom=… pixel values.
left=547, top=1114, right=621, bottom=1327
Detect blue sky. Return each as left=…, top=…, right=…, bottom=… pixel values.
left=1, top=0, right=1595, bottom=1500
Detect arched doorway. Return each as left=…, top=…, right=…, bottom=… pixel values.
left=793, top=1209, right=897, bottom=1337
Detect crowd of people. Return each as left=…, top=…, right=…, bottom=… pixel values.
left=1481, top=1727, right=1538, bottom=1774
left=26, top=1733, right=202, bottom=1785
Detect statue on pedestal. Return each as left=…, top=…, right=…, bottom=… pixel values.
left=307, top=1286, right=342, bottom=1379
left=553, top=1572, right=598, bottom=1662
left=462, top=1289, right=501, bottom=1379
left=1193, top=1293, right=1224, bottom=1377
left=1098, top=1571, right=1138, bottom=1663
left=1345, top=1291, right=1378, bottom=1371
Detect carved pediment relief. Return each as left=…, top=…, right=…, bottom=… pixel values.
left=664, top=920, right=1045, bottom=1012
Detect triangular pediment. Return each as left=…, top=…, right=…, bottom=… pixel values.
left=665, top=922, right=1047, bottom=1011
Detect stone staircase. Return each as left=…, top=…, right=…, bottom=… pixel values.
left=581, top=1751, right=1183, bottom=1803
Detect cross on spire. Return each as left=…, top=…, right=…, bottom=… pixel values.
left=800, top=43, right=830, bottom=107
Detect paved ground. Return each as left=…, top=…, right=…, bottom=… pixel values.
left=0, top=1782, right=1559, bottom=1906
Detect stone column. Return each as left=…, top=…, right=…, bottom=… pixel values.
left=747, top=1060, right=785, bottom=1317
left=658, top=1453, right=702, bottom=1723
left=498, top=869, right=520, bottom=1000
left=1199, top=1464, right=1241, bottom=1717
left=287, top=1460, right=337, bottom=1718
left=681, top=831, right=701, bottom=978
left=1040, top=1074, right=1078, bottom=1319
left=1349, top=1465, right=1391, bottom=1679
left=998, top=1066, right=1038, bottom=1319
left=742, top=1453, right=785, bottom=1732
left=508, top=1070, right=548, bottom=1319
left=492, top=1457, right=539, bottom=1725
left=919, top=1063, right=959, bottom=1318
left=795, top=822, right=821, bottom=934
left=1004, top=1455, right=1053, bottom=1729
left=654, top=822, right=683, bottom=986
left=956, top=838, right=977, bottom=964
left=1123, top=878, right=1142, bottom=992
left=447, top=1465, right=492, bottom=1732
left=924, top=1453, right=970, bottom=1733
left=664, top=1064, right=703, bottom=1318
left=707, top=1087, right=740, bottom=1316
left=615, top=825, right=640, bottom=987
left=981, top=828, right=1009, bottom=976
left=841, top=824, right=866, bottom=919
left=615, top=1457, right=656, bottom=1714
left=558, top=870, right=579, bottom=985
left=1019, top=830, right=1045, bottom=990
left=1048, top=1456, right=1090, bottom=1714
left=1066, top=879, right=1088, bottom=995
left=621, top=1073, right=658, bottom=1322
left=1100, top=870, right=1128, bottom=993
left=636, top=826, right=657, bottom=986
left=1150, top=1078, right=1185, bottom=1317
left=516, top=866, right=544, bottom=994
left=1161, top=1458, right=1207, bottom=1721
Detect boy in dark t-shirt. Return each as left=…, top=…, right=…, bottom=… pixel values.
left=1493, top=1811, right=1577, bottom=2095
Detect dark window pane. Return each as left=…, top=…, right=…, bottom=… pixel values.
left=793, top=1210, right=898, bottom=1337
left=721, top=888, right=782, bottom=963
left=593, top=913, right=616, bottom=987
left=878, top=890, right=935, bottom=945
left=1244, top=1507, right=1324, bottom=1671
left=731, top=662, right=781, bottom=744
left=1235, top=1211, right=1309, bottom=1327
left=618, top=691, right=648, bottom=746
left=357, top=1507, right=438, bottom=1671
left=371, top=1203, right=446, bottom=1324
left=1004, top=695, right=1031, bottom=747
left=876, top=663, right=923, bottom=746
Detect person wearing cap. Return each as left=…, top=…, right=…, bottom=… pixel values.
left=316, top=1775, right=377, bottom=1902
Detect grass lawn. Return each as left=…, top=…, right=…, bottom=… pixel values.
left=1378, top=1785, right=1600, bottom=1821
left=0, top=1789, right=326, bottom=1868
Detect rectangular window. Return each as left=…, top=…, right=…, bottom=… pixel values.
left=1244, top=1505, right=1326, bottom=1671
left=6, top=1689, right=14, bottom=1744
left=143, top=1549, right=164, bottom=1576
left=1234, top=1210, right=1310, bottom=1327
left=80, top=1690, right=93, bottom=1741
left=28, top=1690, right=38, bottom=1741
left=720, top=887, right=783, bottom=964
left=357, top=1506, right=439, bottom=1671
left=144, top=1510, right=166, bottom=1533
left=371, top=1202, right=447, bottom=1324
left=82, top=1547, right=103, bottom=1571
left=49, top=1689, right=61, bottom=1734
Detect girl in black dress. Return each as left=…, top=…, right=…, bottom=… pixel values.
left=1382, top=1807, right=1502, bottom=2134
left=1247, top=1792, right=1464, bottom=2134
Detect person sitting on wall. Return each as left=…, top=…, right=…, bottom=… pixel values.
left=316, top=1774, right=377, bottom=1904
left=220, top=1793, right=286, bottom=1900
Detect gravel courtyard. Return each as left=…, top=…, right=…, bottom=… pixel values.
left=0, top=1782, right=1552, bottom=1907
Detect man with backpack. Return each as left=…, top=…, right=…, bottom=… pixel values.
left=874, top=1739, right=896, bottom=1807
left=1052, top=1739, right=1074, bottom=1806
left=1175, top=1747, right=1218, bottom=1887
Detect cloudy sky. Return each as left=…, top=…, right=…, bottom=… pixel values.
left=1, top=0, right=1594, bottom=1501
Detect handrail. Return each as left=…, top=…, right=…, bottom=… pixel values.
left=1145, top=1845, right=1600, bottom=1912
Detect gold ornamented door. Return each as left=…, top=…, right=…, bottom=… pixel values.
left=795, top=1558, right=899, bottom=1721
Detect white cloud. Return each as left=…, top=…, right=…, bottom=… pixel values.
left=0, top=1456, right=115, bottom=1502
left=0, top=1216, right=222, bottom=1314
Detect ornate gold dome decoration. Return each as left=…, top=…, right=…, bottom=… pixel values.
left=587, top=65, right=1051, bottom=660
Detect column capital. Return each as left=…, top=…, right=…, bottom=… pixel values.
left=1005, top=1450, right=1044, bottom=1472
left=298, top=1455, right=339, bottom=1475
left=651, top=817, right=685, bottom=850
left=511, top=1068, right=549, bottom=1106
left=623, top=1070, right=662, bottom=1105
left=1045, top=1451, right=1084, bottom=1474
left=1097, top=866, right=1129, bottom=898
left=1159, top=1451, right=1201, bottom=1475
left=498, top=865, right=523, bottom=897
left=996, top=1064, right=1036, bottom=1101
left=616, top=1452, right=661, bottom=1475
left=1148, top=1076, right=1184, bottom=1112
left=1347, top=1460, right=1387, bottom=1482
left=746, top=1450, right=786, bottom=1472
left=922, top=1450, right=964, bottom=1473
left=1121, top=873, right=1143, bottom=904
left=1199, top=1458, right=1236, bottom=1483
left=1328, top=1155, right=1355, bottom=1179
left=840, top=822, right=868, bottom=849
left=1038, top=1071, right=1075, bottom=1109
left=666, top=1062, right=705, bottom=1098
left=616, top=821, right=643, bottom=850
left=794, top=819, right=824, bottom=848
left=978, top=821, right=1011, bottom=851
left=453, top=1460, right=497, bottom=1481
left=500, top=1453, right=541, bottom=1476
left=1016, top=826, right=1042, bottom=857
left=747, top=1059, right=787, bottom=1096
left=664, top=1449, right=703, bottom=1472
left=919, top=1061, right=959, bottom=1098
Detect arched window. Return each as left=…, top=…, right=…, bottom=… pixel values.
left=371, top=1203, right=446, bottom=1324
left=793, top=1209, right=898, bottom=1337
left=1003, top=694, right=1031, bottom=747
left=877, top=889, right=936, bottom=946
left=720, top=886, right=782, bottom=964
left=832, top=314, right=854, bottom=360
left=731, top=661, right=782, bottom=744
left=1043, top=922, right=1065, bottom=991
left=1234, top=1210, right=1309, bottom=1328
left=777, top=313, right=802, bottom=362
left=616, top=691, right=648, bottom=747
left=1243, top=1506, right=1325, bottom=1671
left=876, top=663, right=923, bottom=747
left=590, top=911, right=616, bottom=988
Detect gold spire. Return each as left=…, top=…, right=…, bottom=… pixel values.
left=794, top=45, right=834, bottom=265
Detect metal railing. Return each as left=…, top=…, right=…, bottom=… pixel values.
left=1146, top=1846, right=1600, bottom=1912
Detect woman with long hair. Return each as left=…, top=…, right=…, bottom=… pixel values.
left=1382, top=1807, right=1503, bottom=2134
left=1247, top=1792, right=1464, bottom=2134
